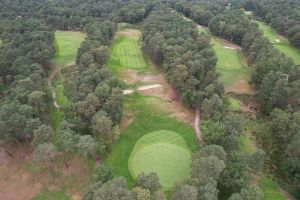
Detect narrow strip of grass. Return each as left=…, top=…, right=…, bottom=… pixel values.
left=198, top=27, right=251, bottom=89
left=256, top=21, right=300, bottom=65
left=108, top=34, right=149, bottom=74
left=53, top=31, right=86, bottom=67
left=259, top=177, right=286, bottom=200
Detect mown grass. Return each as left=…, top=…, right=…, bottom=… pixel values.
left=105, top=93, right=198, bottom=188
left=198, top=27, right=251, bottom=89
left=128, top=130, right=191, bottom=189
left=259, top=177, right=286, bottom=200
left=256, top=21, right=300, bottom=65
left=108, top=34, right=149, bottom=74
left=53, top=31, right=86, bottom=67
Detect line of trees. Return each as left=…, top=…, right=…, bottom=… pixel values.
left=142, top=8, right=222, bottom=107
left=61, top=20, right=124, bottom=153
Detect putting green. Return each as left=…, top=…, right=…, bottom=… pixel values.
left=128, top=130, right=191, bottom=189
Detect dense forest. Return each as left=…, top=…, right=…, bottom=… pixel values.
left=176, top=0, right=300, bottom=197
left=0, top=0, right=299, bottom=199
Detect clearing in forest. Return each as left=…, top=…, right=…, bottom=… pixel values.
left=259, top=177, right=286, bottom=200
left=128, top=130, right=191, bottom=189
left=198, top=26, right=253, bottom=94
left=106, top=27, right=198, bottom=188
left=256, top=21, right=300, bottom=65
left=53, top=31, right=86, bottom=67
left=49, top=31, right=85, bottom=128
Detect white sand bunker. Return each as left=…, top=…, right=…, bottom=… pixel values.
left=123, top=84, right=163, bottom=95
left=223, top=45, right=239, bottom=50
left=123, top=90, right=134, bottom=95
left=138, top=84, right=162, bottom=91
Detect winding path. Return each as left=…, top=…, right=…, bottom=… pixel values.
left=47, top=65, right=60, bottom=109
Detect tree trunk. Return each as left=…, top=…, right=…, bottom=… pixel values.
left=13, top=137, right=29, bottom=155
left=2, top=144, right=14, bottom=158
left=63, top=154, right=69, bottom=168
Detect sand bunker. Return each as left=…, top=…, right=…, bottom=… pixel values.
left=138, top=84, right=162, bottom=91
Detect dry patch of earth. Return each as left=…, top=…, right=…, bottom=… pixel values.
left=227, top=80, right=256, bottom=95
left=0, top=143, right=91, bottom=200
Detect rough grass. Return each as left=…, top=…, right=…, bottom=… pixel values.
left=240, top=135, right=256, bottom=154
left=108, top=34, right=149, bottom=74
left=198, top=27, right=251, bottom=89
left=256, top=21, right=300, bottom=65
left=228, top=96, right=241, bottom=112
left=128, top=130, right=191, bottom=189
left=53, top=31, right=86, bottom=67
left=105, top=93, right=198, bottom=188
left=259, top=177, right=286, bottom=200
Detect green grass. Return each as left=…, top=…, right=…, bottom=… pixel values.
left=240, top=135, right=256, bottom=154
left=128, top=130, right=191, bottom=189
left=53, top=31, right=86, bottom=67
left=212, top=38, right=251, bottom=87
left=108, top=34, right=149, bottom=74
left=259, top=177, right=286, bottom=200
left=256, top=21, right=300, bottom=65
left=105, top=94, right=198, bottom=188
left=198, top=27, right=251, bottom=89
left=228, top=96, right=241, bottom=112
left=31, top=188, right=71, bottom=200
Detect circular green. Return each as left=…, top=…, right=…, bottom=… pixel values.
left=128, top=130, right=191, bottom=189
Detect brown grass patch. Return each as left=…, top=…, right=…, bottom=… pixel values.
left=120, top=69, right=160, bottom=84
left=226, top=80, right=256, bottom=95
left=116, top=29, right=141, bottom=38
left=222, top=40, right=242, bottom=50
left=0, top=143, right=92, bottom=200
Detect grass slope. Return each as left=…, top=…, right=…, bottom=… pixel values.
left=128, top=130, right=191, bottom=189
left=108, top=35, right=149, bottom=74
left=53, top=31, right=86, bottom=67
left=198, top=27, right=251, bottom=89
left=259, top=177, right=286, bottom=200
left=256, top=21, right=300, bottom=65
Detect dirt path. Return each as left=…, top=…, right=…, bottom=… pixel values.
left=47, top=65, right=60, bottom=109
left=194, top=108, right=204, bottom=145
